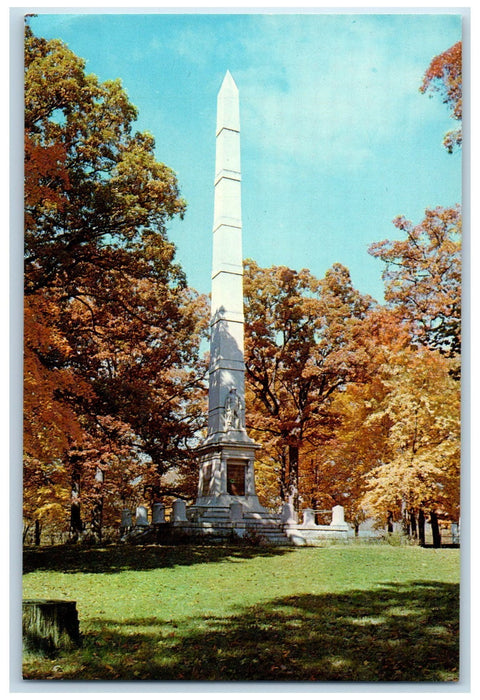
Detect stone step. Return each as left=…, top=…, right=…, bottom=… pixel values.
left=180, top=519, right=291, bottom=545
left=244, top=516, right=284, bottom=525
left=168, top=502, right=294, bottom=544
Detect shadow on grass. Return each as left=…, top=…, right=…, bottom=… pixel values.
left=23, top=581, right=460, bottom=682
left=23, top=543, right=292, bottom=574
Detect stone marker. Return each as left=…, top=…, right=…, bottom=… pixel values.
left=331, top=504, right=346, bottom=527
left=152, top=503, right=166, bottom=524
left=172, top=498, right=187, bottom=522
left=135, top=505, right=149, bottom=527
left=281, top=502, right=297, bottom=524
left=120, top=508, right=132, bottom=529
left=302, top=508, right=316, bottom=527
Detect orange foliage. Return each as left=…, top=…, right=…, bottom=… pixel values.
left=420, top=41, right=462, bottom=152
left=23, top=24, right=208, bottom=541
left=244, top=259, right=375, bottom=507
left=369, top=206, right=461, bottom=357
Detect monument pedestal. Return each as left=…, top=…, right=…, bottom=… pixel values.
left=190, top=434, right=289, bottom=544
left=195, top=436, right=266, bottom=513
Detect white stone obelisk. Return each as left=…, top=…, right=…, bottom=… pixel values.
left=207, top=70, right=251, bottom=444
left=196, top=71, right=263, bottom=512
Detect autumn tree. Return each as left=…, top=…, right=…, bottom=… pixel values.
left=360, top=346, right=460, bottom=545
left=369, top=205, right=461, bottom=358
left=302, top=302, right=460, bottom=542
left=25, top=23, right=186, bottom=294
left=243, top=259, right=374, bottom=508
left=367, top=213, right=461, bottom=541
left=297, top=307, right=408, bottom=528
left=251, top=41, right=463, bottom=529
left=355, top=42, right=462, bottom=542
left=24, top=24, right=208, bottom=541
left=299, top=380, right=390, bottom=529
left=420, top=41, right=462, bottom=153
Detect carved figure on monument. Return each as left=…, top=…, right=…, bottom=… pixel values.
left=224, top=387, right=243, bottom=430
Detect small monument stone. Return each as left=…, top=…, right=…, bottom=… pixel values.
left=302, top=508, right=316, bottom=527
left=331, top=505, right=346, bottom=527
left=281, top=502, right=297, bottom=524
left=152, top=503, right=165, bottom=524
left=135, top=505, right=149, bottom=527
left=172, top=499, right=187, bottom=522
left=120, top=508, right=132, bottom=529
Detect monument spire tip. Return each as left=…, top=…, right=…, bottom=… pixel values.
left=220, top=70, right=238, bottom=92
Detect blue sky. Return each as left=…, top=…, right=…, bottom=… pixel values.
left=30, top=11, right=462, bottom=303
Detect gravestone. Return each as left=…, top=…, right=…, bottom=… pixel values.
left=302, top=508, right=316, bottom=527
left=135, top=506, right=149, bottom=527
left=331, top=505, right=346, bottom=527
left=281, top=502, right=297, bottom=524
left=152, top=503, right=165, bottom=524
left=172, top=499, right=187, bottom=522
left=120, top=508, right=132, bottom=530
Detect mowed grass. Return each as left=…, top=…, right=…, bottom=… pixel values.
left=22, top=543, right=460, bottom=682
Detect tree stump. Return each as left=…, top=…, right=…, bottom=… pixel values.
left=22, top=599, right=81, bottom=654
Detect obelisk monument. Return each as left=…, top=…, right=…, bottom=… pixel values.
left=196, top=71, right=263, bottom=512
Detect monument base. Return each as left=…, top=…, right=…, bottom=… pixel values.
left=194, top=493, right=266, bottom=512
left=185, top=434, right=292, bottom=542
left=195, top=436, right=263, bottom=509
left=119, top=500, right=358, bottom=546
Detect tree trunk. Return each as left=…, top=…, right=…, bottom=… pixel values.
left=91, top=497, right=104, bottom=542
left=279, top=448, right=287, bottom=502
left=402, top=509, right=410, bottom=536
left=387, top=510, right=394, bottom=533
left=22, top=599, right=81, bottom=655
left=418, top=509, right=425, bottom=546
left=34, top=519, right=41, bottom=547
left=430, top=510, right=442, bottom=548
left=70, top=461, right=83, bottom=542
left=70, top=502, right=83, bottom=542
left=288, top=444, right=299, bottom=510
left=409, top=509, right=417, bottom=539
left=91, top=468, right=104, bottom=542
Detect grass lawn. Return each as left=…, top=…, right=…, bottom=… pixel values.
left=22, top=542, right=460, bottom=682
